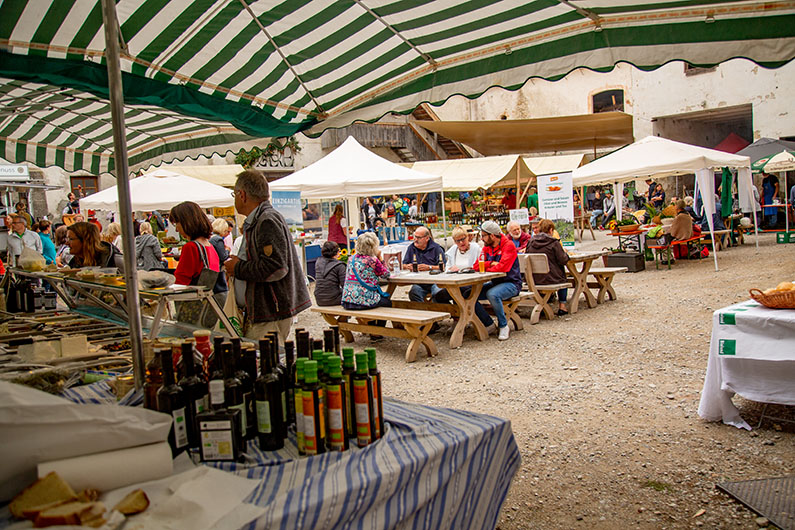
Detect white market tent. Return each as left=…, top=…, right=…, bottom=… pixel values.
left=408, top=155, right=535, bottom=191
left=572, top=136, right=753, bottom=271
left=270, top=136, right=442, bottom=199
left=143, top=164, right=246, bottom=188
left=80, top=168, right=235, bottom=212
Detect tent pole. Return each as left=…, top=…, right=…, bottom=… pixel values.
left=784, top=171, right=789, bottom=234
left=441, top=188, right=448, bottom=247
left=101, top=0, right=146, bottom=390
left=343, top=199, right=351, bottom=255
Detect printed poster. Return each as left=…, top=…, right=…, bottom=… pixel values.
left=271, top=191, right=302, bottom=232
left=538, top=171, right=575, bottom=247
left=509, top=208, right=530, bottom=225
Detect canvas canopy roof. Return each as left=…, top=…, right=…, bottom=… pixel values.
left=572, top=136, right=751, bottom=187
left=80, top=168, right=234, bottom=212
left=269, top=137, right=442, bottom=199
left=143, top=164, right=246, bottom=188
left=1, top=1, right=793, bottom=174
left=407, top=156, right=535, bottom=192
left=523, top=154, right=587, bottom=176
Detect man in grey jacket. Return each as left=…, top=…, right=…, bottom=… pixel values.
left=224, top=170, right=311, bottom=341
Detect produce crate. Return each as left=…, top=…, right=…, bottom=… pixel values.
left=776, top=232, right=790, bottom=244
left=606, top=251, right=645, bottom=272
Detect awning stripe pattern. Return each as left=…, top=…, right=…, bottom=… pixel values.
left=0, top=0, right=793, bottom=173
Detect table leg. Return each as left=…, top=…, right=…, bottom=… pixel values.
left=403, top=323, right=438, bottom=362
left=566, top=260, right=597, bottom=314
left=447, top=283, right=486, bottom=348
left=149, top=299, right=168, bottom=339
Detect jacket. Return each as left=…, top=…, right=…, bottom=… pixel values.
left=527, top=233, right=569, bottom=285
left=39, top=233, right=56, bottom=265
left=510, top=232, right=531, bottom=253
left=209, top=234, right=229, bottom=293
left=341, top=254, right=390, bottom=307
left=234, top=201, right=311, bottom=322
left=482, top=234, right=522, bottom=290
left=135, top=233, right=163, bottom=270
left=314, top=256, right=346, bottom=306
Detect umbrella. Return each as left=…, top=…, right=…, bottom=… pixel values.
left=751, top=150, right=795, bottom=173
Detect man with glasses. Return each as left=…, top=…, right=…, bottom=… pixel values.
left=3, top=214, right=43, bottom=266
left=473, top=221, right=522, bottom=341
left=402, top=226, right=445, bottom=302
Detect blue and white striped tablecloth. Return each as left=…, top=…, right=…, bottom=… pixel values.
left=62, top=383, right=520, bottom=530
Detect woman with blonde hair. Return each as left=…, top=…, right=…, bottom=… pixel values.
left=135, top=222, right=163, bottom=270
left=341, top=232, right=391, bottom=311
left=104, top=222, right=122, bottom=248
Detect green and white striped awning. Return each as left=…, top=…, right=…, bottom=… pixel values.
left=1, top=0, right=794, bottom=174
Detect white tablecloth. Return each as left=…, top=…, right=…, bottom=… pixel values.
left=697, top=300, right=795, bottom=429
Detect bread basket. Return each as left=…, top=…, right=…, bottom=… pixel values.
left=749, top=288, right=795, bottom=309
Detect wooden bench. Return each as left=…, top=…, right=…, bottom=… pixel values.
left=701, top=229, right=731, bottom=251
left=480, top=291, right=533, bottom=331
left=647, top=235, right=703, bottom=270
left=585, top=266, right=627, bottom=303
left=311, top=305, right=450, bottom=363
left=519, top=254, right=573, bottom=324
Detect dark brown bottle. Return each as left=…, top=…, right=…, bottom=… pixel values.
left=255, top=339, right=285, bottom=451
left=178, top=342, right=208, bottom=449
left=156, top=348, right=188, bottom=456
left=221, top=343, right=247, bottom=454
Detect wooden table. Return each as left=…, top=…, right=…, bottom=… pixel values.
left=565, top=250, right=609, bottom=314
left=386, top=271, right=505, bottom=348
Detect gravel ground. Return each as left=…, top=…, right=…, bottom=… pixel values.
left=295, top=231, right=795, bottom=529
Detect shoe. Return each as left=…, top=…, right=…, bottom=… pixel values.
left=556, top=309, right=569, bottom=316
left=485, top=323, right=497, bottom=335
left=498, top=326, right=510, bottom=341
left=369, top=335, right=384, bottom=342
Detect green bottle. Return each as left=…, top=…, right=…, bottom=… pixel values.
left=294, top=358, right=306, bottom=455
left=341, top=348, right=356, bottom=438
left=325, top=356, right=349, bottom=451
left=302, top=361, right=326, bottom=455
left=365, top=347, right=385, bottom=440
left=352, top=352, right=376, bottom=447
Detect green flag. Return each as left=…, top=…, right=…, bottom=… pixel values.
left=721, top=168, right=733, bottom=218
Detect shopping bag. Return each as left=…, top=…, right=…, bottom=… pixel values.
left=216, top=276, right=244, bottom=336
left=18, top=247, right=46, bottom=272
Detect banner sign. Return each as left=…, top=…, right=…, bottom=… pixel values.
left=0, top=164, right=30, bottom=181
left=538, top=171, right=575, bottom=247
left=271, top=191, right=302, bottom=232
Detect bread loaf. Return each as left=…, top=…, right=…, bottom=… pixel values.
left=113, top=488, right=149, bottom=515
left=9, top=472, right=77, bottom=519
left=33, top=500, right=104, bottom=527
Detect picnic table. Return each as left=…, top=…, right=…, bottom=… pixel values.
left=58, top=382, right=521, bottom=530
left=565, top=250, right=610, bottom=314
left=386, top=271, right=505, bottom=348
left=697, top=299, right=795, bottom=430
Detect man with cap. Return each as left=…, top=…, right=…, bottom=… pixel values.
left=402, top=225, right=445, bottom=302
left=474, top=221, right=522, bottom=341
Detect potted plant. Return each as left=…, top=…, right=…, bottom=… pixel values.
left=617, top=218, right=640, bottom=232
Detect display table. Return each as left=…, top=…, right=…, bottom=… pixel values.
left=62, top=382, right=520, bottom=530
left=697, top=300, right=795, bottom=429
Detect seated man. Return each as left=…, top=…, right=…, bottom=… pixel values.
left=506, top=220, right=530, bottom=253
left=402, top=226, right=445, bottom=302
left=669, top=199, right=694, bottom=259
left=473, top=221, right=522, bottom=341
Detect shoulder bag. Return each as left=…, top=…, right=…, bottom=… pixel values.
left=176, top=241, right=220, bottom=328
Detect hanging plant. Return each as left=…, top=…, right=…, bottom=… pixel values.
left=235, top=136, right=302, bottom=168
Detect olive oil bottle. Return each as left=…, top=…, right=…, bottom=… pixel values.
left=325, top=356, right=349, bottom=452
left=294, top=358, right=306, bottom=455
left=302, top=360, right=326, bottom=455
left=352, top=352, right=376, bottom=447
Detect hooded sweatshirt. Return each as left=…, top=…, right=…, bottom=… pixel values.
left=526, top=232, right=570, bottom=285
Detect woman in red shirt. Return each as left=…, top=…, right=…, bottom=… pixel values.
left=169, top=202, right=220, bottom=286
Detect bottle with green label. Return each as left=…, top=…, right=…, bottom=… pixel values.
left=325, top=356, right=349, bottom=452
left=178, top=342, right=207, bottom=450
left=255, top=336, right=285, bottom=451
left=341, top=347, right=356, bottom=438
left=156, top=348, right=188, bottom=457
left=294, top=358, right=306, bottom=455
left=352, top=352, right=376, bottom=447
left=366, top=347, right=385, bottom=440
left=302, top=360, right=326, bottom=455
left=222, top=342, right=247, bottom=454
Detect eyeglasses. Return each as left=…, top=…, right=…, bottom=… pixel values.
left=454, top=237, right=467, bottom=244
left=415, top=234, right=429, bottom=239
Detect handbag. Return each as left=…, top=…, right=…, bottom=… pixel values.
left=351, top=260, right=390, bottom=299
left=175, top=242, right=220, bottom=328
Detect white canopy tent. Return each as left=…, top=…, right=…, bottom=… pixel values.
left=408, top=155, right=534, bottom=191
left=80, top=168, right=235, bottom=212
left=572, top=136, right=753, bottom=271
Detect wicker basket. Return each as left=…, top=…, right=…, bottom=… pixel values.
left=618, top=224, right=640, bottom=232
left=749, top=288, right=795, bottom=309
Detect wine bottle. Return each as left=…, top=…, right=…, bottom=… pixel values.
left=221, top=343, right=247, bottom=454
left=341, top=347, right=356, bottom=439
left=438, top=252, right=445, bottom=273
left=353, top=352, right=375, bottom=447
left=297, top=331, right=310, bottom=359
left=325, top=356, right=349, bottom=452
left=294, top=358, right=306, bottom=455
left=323, top=329, right=335, bottom=357
left=255, top=339, right=285, bottom=451
left=366, top=347, right=385, bottom=440
left=208, top=336, right=225, bottom=382
left=312, top=339, right=324, bottom=352
left=241, top=345, right=258, bottom=439
left=156, top=348, right=188, bottom=456
left=196, top=378, right=242, bottom=462
left=264, top=335, right=288, bottom=440
left=329, top=325, right=341, bottom=356
left=302, top=360, right=326, bottom=455
left=232, top=339, right=254, bottom=441
left=142, top=344, right=161, bottom=411
left=178, top=342, right=208, bottom=449
left=284, top=340, right=296, bottom=427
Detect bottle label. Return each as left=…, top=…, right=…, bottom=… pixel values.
left=371, top=376, right=380, bottom=439
left=172, top=407, right=188, bottom=448
left=303, top=391, right=317, bottom=454
left=281, top=390, right=287, bottom=424
left=295, top=391, right=304, bottom=452
left=199, top=421, right=234, bottom=461
left=318, top=388, right=325, bottom=439
left=230, top=403, right=246, bottom=437
left=326, top=384, right=344, bottom=450
left=353, top=380, right=371, bottom=445
left=209, top=380, right=224, bottom=406
left=256, top=400, right=271, bottom=433
left=343, top=373, right=353, bottom=434
left=195, top=397, right=205, bottom=415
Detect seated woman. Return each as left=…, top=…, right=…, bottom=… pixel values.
left=67, top=221, right=124, bottom=269
left=669, top=200, right=695, bottom=259
left=209, top=218, right=230, bottom=305
left=650, top=183, right=666, bottom=209
left=135, top=222, right=164, bottom=270
left=683, top=196, right=701, bottom=222
left=341, top=232, right=391, bottom=332
left=526, top=219, right=570, bottom=316
left=433, top=226, right=481, bottom=304
left=314, top=241, right=346, bottom=307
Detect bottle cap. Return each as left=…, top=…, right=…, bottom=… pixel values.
left=312, top=349, right=323, bottom=361
left=304, top=360, right=318, bottom=384
left=328, top=356, right=342, bottom=378
left=342, top=347, right=354, bottom=358
left=295, top=358, right=306, bottom=380
left=366, top=347, right=377, bottom=370
left=355, top=352, right=369, bottom=374
left=193, top=329, right=211, bottom=338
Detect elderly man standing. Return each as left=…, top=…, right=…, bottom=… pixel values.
left=473, top=221, right=522, bottom=341
left=224, top=170, right=311, bottom=342
left=3, top=214, right=43, bottom=266
left=402, top=226, right=445, bottom=302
